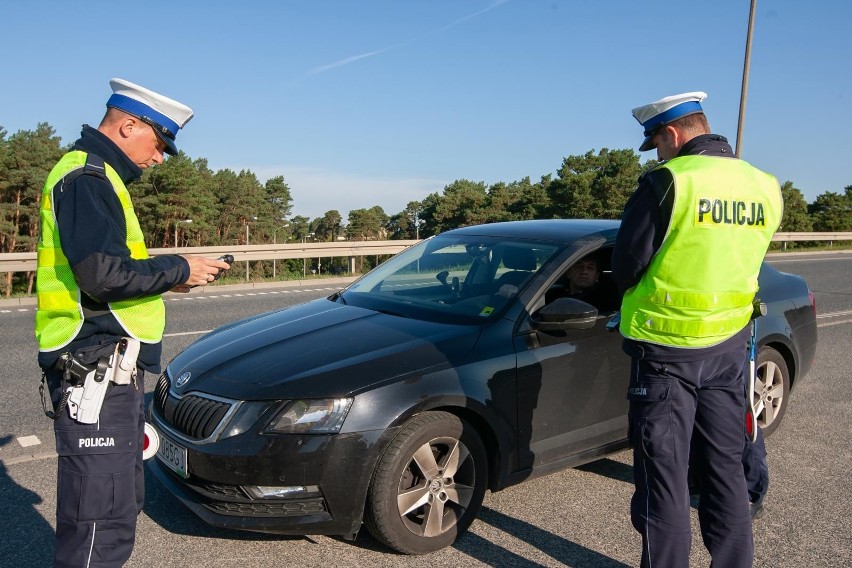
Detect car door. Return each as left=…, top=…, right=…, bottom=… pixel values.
left=513, top=251, right=630, bottom=471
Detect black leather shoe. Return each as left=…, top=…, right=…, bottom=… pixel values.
left=750, top=501, right=765, bottom=520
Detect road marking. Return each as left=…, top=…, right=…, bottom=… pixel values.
left=17, top=436, right=41, bottom=448
left=156, top=287, right=333, bottom=301
left=161, top=286, right=340, bottom=304
left=4, top=288, right=339, bottom=311
left=817, top=310, right=852, bottom=327
left=3, top=451, right=58, bottom=466
left=768, top=257, right=852, bottom=263
left=165, top=330, right=213, bottom=337
left=817, top=310, right=852, bottom=319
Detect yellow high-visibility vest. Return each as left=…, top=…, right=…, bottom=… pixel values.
left=35, top=151, right=165, bottom=351
left=620, top=155, right=782, bottom=348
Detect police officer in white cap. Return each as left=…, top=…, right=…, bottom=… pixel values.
left=35, top=79, right=230, bottom=567
left=612, top=92, right=783, bottom=567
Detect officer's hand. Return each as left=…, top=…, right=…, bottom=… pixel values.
left=181, top=255, right=232, bottom=287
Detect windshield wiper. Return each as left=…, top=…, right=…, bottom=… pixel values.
left=372, top=306, right=408, bottom=318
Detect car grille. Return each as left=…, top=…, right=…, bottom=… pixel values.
left=154, top=372, right=233, bottom=440
left=200, top=482, right=247, bottom=499
left=207, top=499, right=327, bottom=516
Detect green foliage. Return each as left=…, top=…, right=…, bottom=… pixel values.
left=417, top=192, right=443, bottom=238
left=430, top=179, right=489, bottom=232
left=265, top=175, right=293, bottom=221
left=547, top=148, right=643, bottom=219
left=315, top=210, right=342, bottom=242
left=387, top=200, right=422, bottom=240
left=809, top=186, right=852, bottom=231
left=136, top=151, right=221, bottom=247
left=503, top=176, right=551, bottom=221
left=347, top=206, right=389, bottom=240
left=288, top=215, right=311, bottom=241
left=0, top=123, right=65, bottom=253
left=779, top=181, right=813, bottom=233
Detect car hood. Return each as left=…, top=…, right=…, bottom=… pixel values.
left=166, top=299, right=480, bottom=400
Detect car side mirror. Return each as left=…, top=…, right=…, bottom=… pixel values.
left=531, top=297, right=598, bottom=331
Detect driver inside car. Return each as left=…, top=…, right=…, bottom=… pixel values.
left=547, top=252, right=620, bottom=312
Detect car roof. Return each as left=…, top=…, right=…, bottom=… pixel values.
left=442, top=219, right=621, bottom=244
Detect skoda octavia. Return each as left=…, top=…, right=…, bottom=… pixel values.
left=148, top=219, right=817, bottom=554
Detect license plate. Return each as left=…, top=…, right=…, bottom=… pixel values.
left=156, top=430, right=189, bottom=479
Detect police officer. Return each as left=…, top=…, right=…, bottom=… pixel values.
left=611, top=91, right=782, bottom=567
left=36, top=78, right=231, bottom=567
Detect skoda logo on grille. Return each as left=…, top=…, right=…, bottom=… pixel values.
left=175, top=372, right=192, bottom=387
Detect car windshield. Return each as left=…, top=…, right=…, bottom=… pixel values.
left=340, top=234, right=561, bottom=324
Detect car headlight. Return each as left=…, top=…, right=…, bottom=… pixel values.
left=264, top=398, right=353, bottom=434
left=219, top=401, right=275, bottom=440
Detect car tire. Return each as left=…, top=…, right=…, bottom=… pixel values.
left=754, top=346, right=790, bottom=437
left=365, top=411, right=488, bottom=554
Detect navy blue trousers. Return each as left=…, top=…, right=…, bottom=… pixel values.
left=690, top=402, right=769, bottom=506
left=628, top=350, right=753, bottom=568
left=47, top=368, right=145, bottom=568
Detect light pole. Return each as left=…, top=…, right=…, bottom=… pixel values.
left=735, top=0, right=758, bottom=157
left=272, top=222, right=289, bottom=279
left=174, top=219, right=192, bottom=248
left=302, top=232, right=315, bottom=277
left=244, top=216, right=257, bottom=282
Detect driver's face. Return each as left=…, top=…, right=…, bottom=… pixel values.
left=568, top=259, right=599, bottom=291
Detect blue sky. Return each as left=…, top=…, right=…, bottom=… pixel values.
left=2, top=0, right=850, bottom=220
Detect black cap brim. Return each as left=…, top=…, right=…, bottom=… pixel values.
left=155, top=131, right=178, bottom=156
left=639, top=135, right=655, bottom=152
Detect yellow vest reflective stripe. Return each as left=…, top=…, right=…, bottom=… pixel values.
left=620, top=155, right=782, bottom=348
left=35, top=151, right=166, bottom=351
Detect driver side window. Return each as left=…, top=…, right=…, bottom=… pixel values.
left=544, top=248, right=620, bottom=314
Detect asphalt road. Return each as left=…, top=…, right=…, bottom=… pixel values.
left=1, top=252, right=850, bottom=567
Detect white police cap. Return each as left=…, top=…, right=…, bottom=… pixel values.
left=106, top=78, right=193, bottom=155
left=632, top=91, right=707, bottom=151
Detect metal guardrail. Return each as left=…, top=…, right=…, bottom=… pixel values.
left=1, top=234, right=850, bottom=274
left=0, top=240, right=420, bottom=273
left=772, top=232, right=852, bottom=242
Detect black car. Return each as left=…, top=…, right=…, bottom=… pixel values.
left=148, top=219, right=817, bottom=554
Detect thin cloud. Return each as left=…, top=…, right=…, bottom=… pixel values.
left=307, top=48, right=391, bottom=76
left=438, top=0, right=511, bottom=32
left=306, top=0, right=511, bottom=77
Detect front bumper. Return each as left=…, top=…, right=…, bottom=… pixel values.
left=147, top=417, right=395, bottom=538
